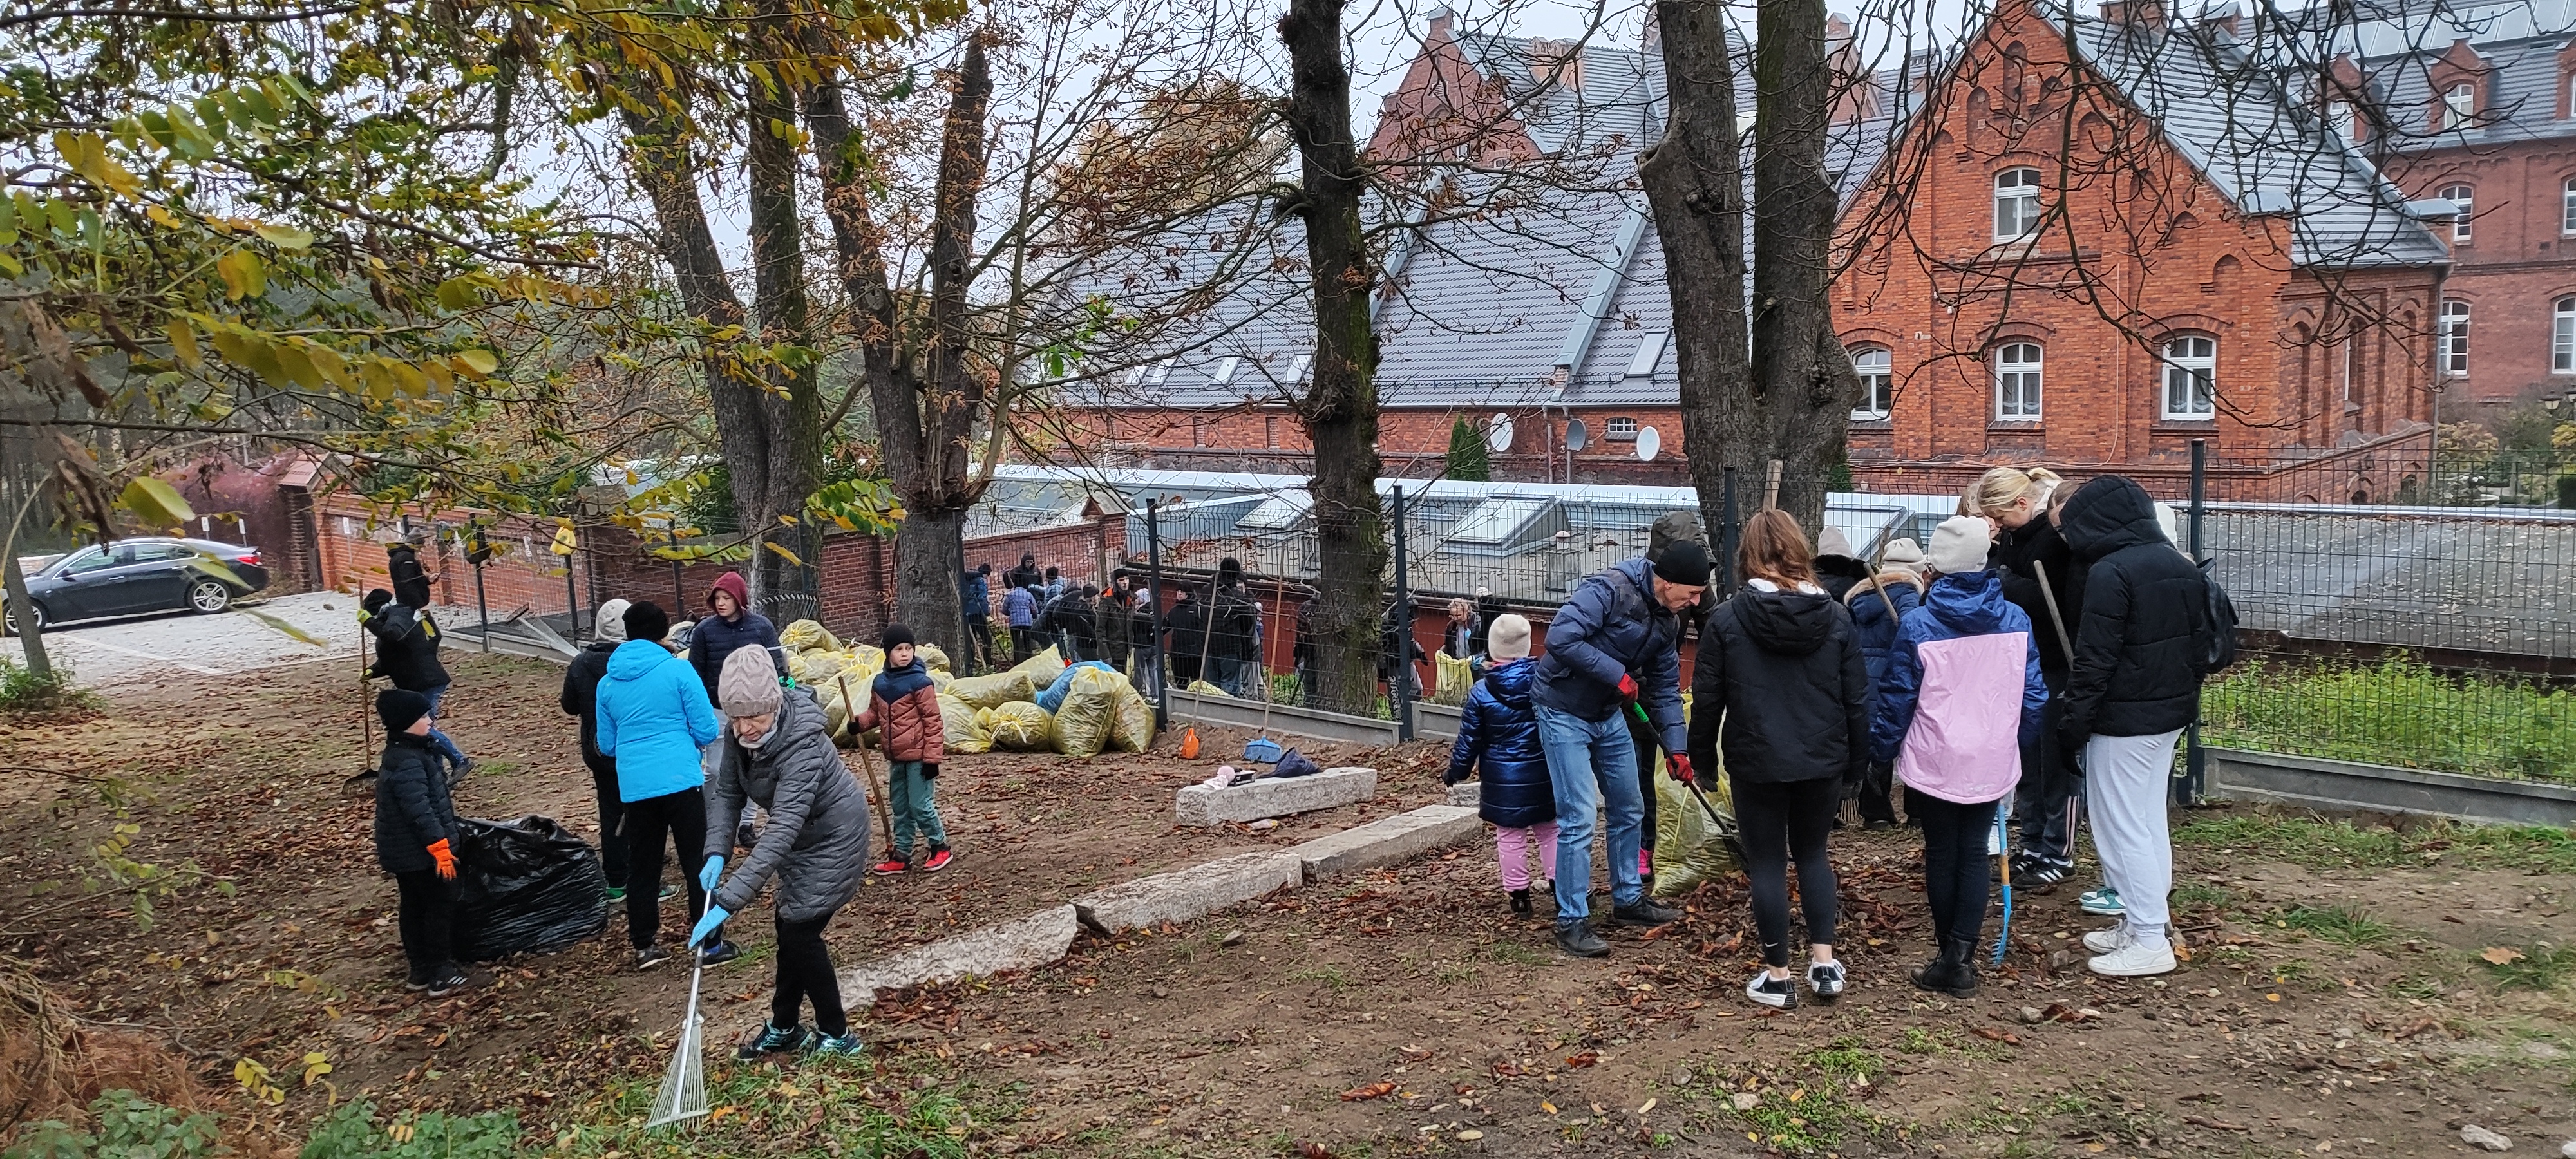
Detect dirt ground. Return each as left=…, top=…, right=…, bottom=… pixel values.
left=5, top=651, right=2573, bottom=1158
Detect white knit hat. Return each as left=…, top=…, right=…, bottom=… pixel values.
left=1927, top=516, right=1992, bottom=575
left=1488, top=614, right=1533, bottom=661
left=1877, top=537, right=1927, bottom=576
left=594, top=598, right=631, bottom=642
left=1815, top=527, right=1857, bottom=560
left=718, top=644, right=783, bottom=717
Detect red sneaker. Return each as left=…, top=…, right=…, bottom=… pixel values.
left=919, top=846, right=954, bottom=873
left=872, top=856, right=909, bottom=876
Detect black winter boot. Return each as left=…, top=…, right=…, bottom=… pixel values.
left=1508, top=889, right=1532, bottom=917
left=1911, top=940, right=1979, bottom=998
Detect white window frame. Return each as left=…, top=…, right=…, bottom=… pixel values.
left=2555, top=298, right=2576, bottom=373
left=1849, top=345, right=1893, bottom=420
left=2562, top=179, right=2576, bottom=234
left=1994, top=343, right=2043, bottom=422
left=2159, top=335, right=2217, bottom=421
left=2441, top=299, right=2471, bottom=376
left=1604, top=415, right=1640, bottom=440
left=1993, top=168, right=2042, bottom=241
left=2441, top=183, right=2473, bottom=242
left=2443, top=82, right=2477, bottom=129
left=2328, top=99, right=2357, bottom=144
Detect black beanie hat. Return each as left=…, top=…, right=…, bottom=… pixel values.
left=362, top=588, right=393, bottom=614
left=377, top=688, right=432, bottom=733
left=1653, top=539, right=1713, bottom=587
left=881, top=623, right=917, bottom=651
left=623, top=600, right=670, bottom=647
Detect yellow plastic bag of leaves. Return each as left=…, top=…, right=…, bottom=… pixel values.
left=1108, top=683, right=1156, bottom=753
left=1007, top=645, right=1065, bottom=683
left=939, top=693, right=991, bottom=753
left=1050, top=666, right=1125, bottom=759
left=1649, top=691, right=1738, bottom=895
left=1432, top=652, right=1475, bottom=706
left=917, top=643, right=951, bottom=673
left=791, top=648, right=849, bottom=686
left=947, top=671, right=1035, bottom=710
left=813, top=678, right=852, bottom=742
left=980, top=701, right=1054, bottom=751
left=1185, top=679, right=1230, bottom=698
left=779, top=619, right=842, bottom=654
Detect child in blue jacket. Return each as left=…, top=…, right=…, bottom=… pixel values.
left=1842, top=537, right=1926, bottom=827
left=1442, top=615, right=1557, bottom=916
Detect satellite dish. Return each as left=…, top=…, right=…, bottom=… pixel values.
left=1486, top=413, right=1514, bottom=455
left=1635, top=426, right=1662, bottom=462
left=1565, top=419, right=1589, bottom=452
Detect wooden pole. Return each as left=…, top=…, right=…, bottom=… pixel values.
left=838, top=673, right=898, bottom=858
left=1762, top=459, right=1784, bottom=512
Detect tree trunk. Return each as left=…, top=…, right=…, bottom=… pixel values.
left=1639, top=0, right=1753, bottom=543
left=736, top=3, right=823, bottom=616
left=1747, top=0, right=1859, bottom=531
left=804, top=38, right=992, bottom=654
left=1279, top=0, right=1387, bottom=715
left=3, top=547, right=49, bottom=679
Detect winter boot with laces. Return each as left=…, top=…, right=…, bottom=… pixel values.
left=737, top=1021, right=813, bottom=1060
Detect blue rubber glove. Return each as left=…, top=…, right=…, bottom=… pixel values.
left=688, top=905, right=729, bottom=949
left=698, top=854, right=724, bottom=892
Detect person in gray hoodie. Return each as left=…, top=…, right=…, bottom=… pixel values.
left=693, top=646, right=873, bottom=1059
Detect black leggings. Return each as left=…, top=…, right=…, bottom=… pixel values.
left=1732, top=776, right=1840, bottom=968
left=393, top=869, right=454, bottom=975
left=622, top=787, right=719, bottom=950
left=773, top=911, right=848, bottom=1037
left=583, top=753, right=629, bottom=888
left=1908, top=789, right=1999, bottom=954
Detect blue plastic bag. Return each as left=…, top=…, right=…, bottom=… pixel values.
left=1035, top=661, right=1115, bottom=712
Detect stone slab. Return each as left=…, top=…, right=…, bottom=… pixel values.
left=1289, top=804, right=1483, bottom=883
left=1175, top=765, right=1377, bottom=825
left=1445, top=780, right=1481, bottom=809
left=839, top=904, right=1079, bottom=1008
left=1072, top=849, right=1304, bottom=935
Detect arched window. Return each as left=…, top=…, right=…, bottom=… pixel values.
left=2555, top=297, right=2576, bottom=373
left=2441, top=299, right=2472, bottom=375
left=1848, top=345, right=1893, bottom=420
left=1994, top=343, right=2043, bottom=421
left=1993, top=168, right=2041, bottom=241
left=2159, top=334, right=2217, bottom=420
left=2441, top=183, right=2474, bottom=242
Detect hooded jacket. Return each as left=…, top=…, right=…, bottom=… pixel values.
left=595, top=639, right=723, bottom=802
left=705, top=688, right=869, bottom=921
left=560, top=639, right=619, bottom=760
left=385, top=543, right=434, bottom=609
left=1813, top=552, right=1870, bottom=603
left=1092, top=590, right=1135, bottom=663
left=363, top=603, right=450, bottom=693
left=960, top=569, right=991, bottom=619
left=373, top=730, right=460, bottom=874
left=1164, top=594, right=1207, bottom=679
left=687, top=573, right=786, bottom=697
left=855, top=657, right=943, bottom=763
left=1845, top=573, right=1925, bottom=693
left=1005, top=558, right=1042, bottom=592
left=1444, top=659, right=1553, bottom=829
left=1870, top=571, right=2047, bottom=804
left=1686, top=582, right=1870, bottom=785
left=1992, top=513, right=2085, bottom=678
left=2058, top=475, right=2206, bottom=746
left=1208, top=575, right=1259, bottom=663
left=1534, top=558, right=1687, bottom=755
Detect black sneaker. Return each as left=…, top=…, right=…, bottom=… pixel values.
left=735, top=1020, right=812, bottom=1060
left=1608, top=898, right=1683, bottom=927
left=1745, top=971, right=1798, bottom=1009
left=425, top=968, right=475, bottom=997
left=1555, top=922, right=1611, bottom=958
left=634, top=945, right=672, bottom=971
left=699, top=940, right=742, bottom=967
left=1508, top=889, right=1532, bottom=917
left=1806, top=959, right=1847, bottom=1001
left=404, top=968, right=431, bottom=992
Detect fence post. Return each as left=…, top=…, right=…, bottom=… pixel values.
left=2182, top=438, right=2208, bottom=807
left=668, top=529, right=685, bottom=614
left=564, top=538, right=582, bottom=645
left=1718, top=466, right=1740, bottom=594
left=1391, top=485, right=1414, bottom=740
left=470, top=531, right=490, bottom=654
left=1146, top=498, right=1168, bottom=730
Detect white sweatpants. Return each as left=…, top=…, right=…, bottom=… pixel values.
left=2085, top=728, right=2183, bottom=939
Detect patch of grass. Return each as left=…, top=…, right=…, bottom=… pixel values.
left=552, top=1055, right=1013, bottom=1158
left=1287, top=965, right=1351, bottom=991
left=0, top=657, right=100, bottom=716
left=2389, top=975, right=2448, bottom=1000
left=2486, top=945, right=2576, bottom=992
left=1803, top=1037, right=1888, bottom=1083
left=1710, top=1083, right=1876, bottom=1155
left=1897, top=1027, right=1938, bottom=1055
left=1431, top=960, right=1477, bottom=985
left=1483, top=941, right=1546, bottom=967
left=2277, top=905, right=2394, bottom=947
left=2176, top=814, right=2576, bottom=875
left=2171, top=882, right=2234, bottom=910
left=2266, top=959, right=2316, bottom=987
left=2202, top=655, right=2576, bottom=782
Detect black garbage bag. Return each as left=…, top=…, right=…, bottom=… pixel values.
left=450, top=815, right=607, bottom=961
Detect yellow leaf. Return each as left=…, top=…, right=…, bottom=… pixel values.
left=452, top=348, right=499, bottom=377
left=763, top=541, right=805, bottom=567
left=118, top=476, right=195, bottom=529
left=168, top=319, right=202, bottom=368
left=777, top=513, right=798, bottom=526
left=253, top=222, right=313, bottom=249
left=2481, top=946, right=2525, bottom=965
left=52, top=131, right=140, bottom=198
left=274, top=344, right=324, bottom=390
left=214, top=250, right=265, bottom=299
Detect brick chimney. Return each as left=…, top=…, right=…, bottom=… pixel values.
left=2099, top=0, right=2165, bottom=27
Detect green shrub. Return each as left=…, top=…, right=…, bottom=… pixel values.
left=2202, top=655, right=2576, bottom=782
left=297, top=1100, right=520, bottom=1159
left=3, top=1091, right=223, bottom=1159
left=0, top=657, right=99, bottom=716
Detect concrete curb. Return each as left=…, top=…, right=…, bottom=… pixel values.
left=1174, top=766, right=1378, bottom=825
left=1290, top=804, right=1483, bottom=883
left=1071, top=850, right=1304, bottom=936
left=839, top=903, right=1081, bottom=1009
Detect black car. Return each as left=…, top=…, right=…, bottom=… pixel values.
left=4, top=537, right=271, bottom=634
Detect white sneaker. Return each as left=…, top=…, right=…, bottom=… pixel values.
left=1745, top=970, right=1798, bottom=1009
left=1806, top=959, right=1846, bottom=1001
left=2081, top=927, right=2128, bottom=954
left=2087, top=939, right=2176, bottom=977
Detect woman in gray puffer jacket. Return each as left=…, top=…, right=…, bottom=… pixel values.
left=694, top=646, right=872, bottom=1059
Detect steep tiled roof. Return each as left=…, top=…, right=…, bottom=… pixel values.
left=2347, top=0, right=2576, bottom=147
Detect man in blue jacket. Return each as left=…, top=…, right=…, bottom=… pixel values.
left=596, top=601, right=737, bottom=971
left=960, top=563, right=995, bottom=674
left=1532, top=542, right=1708, bottom=957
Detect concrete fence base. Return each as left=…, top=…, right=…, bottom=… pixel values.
left=2206, top=747, right=2576, bottom=829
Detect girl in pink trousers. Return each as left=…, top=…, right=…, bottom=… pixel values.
left=1441, top=616, right=1558, bottom=916
left=1871, top=516, right=2048, bottom=997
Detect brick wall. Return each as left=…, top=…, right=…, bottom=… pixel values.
left=2386, top=140, right=2576, bottom=419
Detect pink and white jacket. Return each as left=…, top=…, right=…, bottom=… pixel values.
left=1869, top=571, right=2048, bottom=805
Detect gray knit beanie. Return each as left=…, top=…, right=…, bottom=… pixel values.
left=718, top=644, right=784, bottom=717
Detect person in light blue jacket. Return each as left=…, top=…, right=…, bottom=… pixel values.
left=595, top=601, right=736, bottom=971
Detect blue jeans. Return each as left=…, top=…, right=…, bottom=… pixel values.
left=1537, top=704, right=1645, bottom=923
left=421, top=683, right=469, bottom=773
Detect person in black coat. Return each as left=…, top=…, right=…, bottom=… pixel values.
left=1164, top=589, right=1208, bottom=685
left=1208, top=558, right=1260, bottom=696
left=363, top=589, right=471, bottom=780
left=2056, top=474, right=2205, bottom=979
left=374, top=689, right=474, bottom=997
left=1005, top=553, right=1043, bottom=594
left=1989, top=482, right=2087, bottom=884
left=1686, top=510, right=1868, bottom=1010
left=1059, top=584, right=1099, bottom=662
left=560, top=597, right=632, bottom=894
left=1291, top=589, right=1321, bottom=706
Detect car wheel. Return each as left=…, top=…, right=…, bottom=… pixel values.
left=187, top=578, right=232, bottom=614
left=3, top=601, right=43, bottom=636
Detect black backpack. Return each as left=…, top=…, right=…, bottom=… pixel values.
left=2188, top=556, right=2240, bottom=676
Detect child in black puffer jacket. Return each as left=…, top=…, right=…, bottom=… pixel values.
left=373, top=689, right=474, bottom=997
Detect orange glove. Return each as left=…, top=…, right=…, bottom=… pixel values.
left=1667, top=754, right=1696, bottom=785
left=428, top=838, right=457, bottom=881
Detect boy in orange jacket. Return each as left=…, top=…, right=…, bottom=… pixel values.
left=855, top=624, right=950, bottom=873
